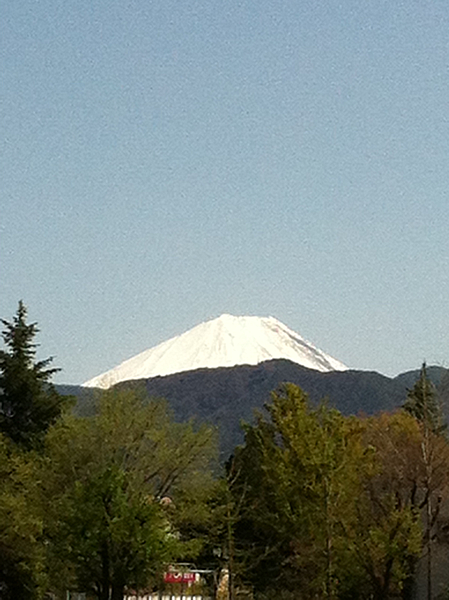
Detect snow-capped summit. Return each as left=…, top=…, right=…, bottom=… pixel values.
left=82, top=314, right=348, bottom=389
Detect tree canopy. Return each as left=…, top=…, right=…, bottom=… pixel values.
left=230, top=384, right=426, bottom=600
left=40, top=389, right=218, bottom=600
left=0, top=435, right=47, bottom=599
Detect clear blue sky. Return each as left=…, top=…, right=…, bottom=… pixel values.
left=2, top=0, right=449, bottom=384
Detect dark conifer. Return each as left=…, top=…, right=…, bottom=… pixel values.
left=0, top=301, right=66, bottom=449
left=403, top=363, right=443, bottom=433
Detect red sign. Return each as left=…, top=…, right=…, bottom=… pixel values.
left=164, top=572, right=196, bottom=584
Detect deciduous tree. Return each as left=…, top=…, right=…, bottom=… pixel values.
left=231, top=385, right=430, bottom=600
left=358, top=411, right=427, bottom=600
left=402, top=364, right=449, bottom=599
left=41, top=389, right=218, bottom=600
left=0, top=436, right=47, bottom=599
left=231, top=384, right=369, bottom=599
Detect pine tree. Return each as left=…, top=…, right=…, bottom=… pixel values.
left=403, top=363, right=443, bottom=433
left=0, top=301, right=66, bottom=449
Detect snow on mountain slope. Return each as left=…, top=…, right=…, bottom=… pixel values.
left=82, top=314, right=348, bottom=389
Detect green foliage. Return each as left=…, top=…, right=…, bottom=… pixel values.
left=0, top=301, right=66, bottom=449
left=41, top=389, right=218, bottom=599
left=231, top=385, right=426, bottom=600
left=231, top=384, right=369, bottom=599
left=356, top=412, right=427, bottom=600
left=0, top=436, right=47, bottom=599
left=59, top=464, right=172, bottom=599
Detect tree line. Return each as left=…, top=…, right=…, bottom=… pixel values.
left=0, top=302, right=448, bottom=600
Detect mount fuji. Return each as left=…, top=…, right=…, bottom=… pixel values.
left=82, top=314, right=348, bottom=389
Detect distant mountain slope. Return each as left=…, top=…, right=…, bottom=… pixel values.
left=393, top=365, right=449, bottom=388
left=61, top=361, right=449, bottom=457
left=82, top=314, right=347, bottom=389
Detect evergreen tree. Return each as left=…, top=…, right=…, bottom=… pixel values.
left=0, top=301, right=66, bottom=449
left=403, top=363, right=443, bottom=433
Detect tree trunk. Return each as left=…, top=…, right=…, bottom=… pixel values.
left=98, top=542, right=110, bottom=600
left=227, top=497, right=234, bottom=600
left=401, top=565, right=417, bottom=600
left=324, top=475, right=334, bottom=599
left=98, top=584, right=110, bottom=600
left=111, top=582, right=125, bottom=600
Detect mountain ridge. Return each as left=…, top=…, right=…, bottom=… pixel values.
left=64, top=361, right=449, bottom=457
left=83, top=314, right=347, bottom=389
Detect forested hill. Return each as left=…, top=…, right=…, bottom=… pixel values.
left=58, top=360, right=449, bottom=457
